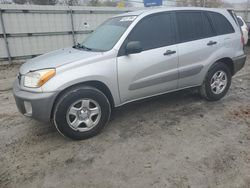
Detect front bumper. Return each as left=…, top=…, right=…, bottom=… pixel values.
left=13, top=79, right=58, bottom=123
left=232, top=54, right=247, bottom=75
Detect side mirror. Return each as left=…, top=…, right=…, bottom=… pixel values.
left=125, top=41, right=142, bottom=55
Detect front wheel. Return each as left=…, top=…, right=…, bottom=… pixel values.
left=200, top=63, right=232, bottom=101
left=53, top=86, right=111, bottom=140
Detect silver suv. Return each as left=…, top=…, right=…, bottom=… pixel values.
left=13, top=8, right=246, bottom=140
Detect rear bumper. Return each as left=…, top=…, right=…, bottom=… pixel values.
left=13, top=79, right=57, bottom=123
left=232, top=54, right=246, bottom=75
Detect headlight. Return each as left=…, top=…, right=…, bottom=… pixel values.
left=23, top=68, right=56, bottom=88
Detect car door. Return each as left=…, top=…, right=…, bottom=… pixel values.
left=207, top=11, right=238, bottom=56
left=117, top=12, right=179, bottom=104
left=175, top=11, right=220, bottom=88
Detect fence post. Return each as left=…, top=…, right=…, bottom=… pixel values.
left=0, top=9, right=12, bottom=64
left=69, top=8, right=76, bottom=45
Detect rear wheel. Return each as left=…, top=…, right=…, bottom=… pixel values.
left=53, top=86, right=111, bottom=140
left=200, top=62, right=231, bottom=101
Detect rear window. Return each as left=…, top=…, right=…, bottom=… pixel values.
left=207, top=12, right=235, bottom=35
left=176, top=11, right=215, bottom=43
left=237, top=17, right=244, bottom=27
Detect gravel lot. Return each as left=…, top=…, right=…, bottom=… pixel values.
left=0, top=48, right=250, bottom=188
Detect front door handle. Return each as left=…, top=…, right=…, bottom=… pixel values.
left=207, top=41, right=217, bottom=46
left=164, top=50, right=176, bottom=56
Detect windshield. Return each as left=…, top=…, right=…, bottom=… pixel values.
left=78, top=16, right=136, bottom=52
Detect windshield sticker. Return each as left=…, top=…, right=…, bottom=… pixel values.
left=119, top=16, right=137, bottom=22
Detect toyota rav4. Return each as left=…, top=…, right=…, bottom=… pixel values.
left=13, top=8, right=246, bottom=139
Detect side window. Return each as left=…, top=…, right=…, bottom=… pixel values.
left=202, top=12, right=215, bottom=38
left=176, top=11, right=215, bottom=43
left=208, top=12, right=235, bottom=35
left=128, top=13, right=174, bottom=51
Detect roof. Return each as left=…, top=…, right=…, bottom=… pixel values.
left=114, top=7, right=228, bottom=17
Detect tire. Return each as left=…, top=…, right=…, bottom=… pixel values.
left=200, top=62, right=231, bottom=101
left=53, top=86, right=111, bottom=140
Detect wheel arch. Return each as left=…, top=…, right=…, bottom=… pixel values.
left=200, top=57, right=233, bottom=101
left=50, top=80, right=115, bottom=120
left=213, top=57, right=234, bottom=75
left=201, top=57, right=234, bottom=86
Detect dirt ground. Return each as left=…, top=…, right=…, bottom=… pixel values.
left=0, top=48, right=250, bottom=188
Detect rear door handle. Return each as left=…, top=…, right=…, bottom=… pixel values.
left=164, top=50, right=176, bottom=56
left=207, top=41, right=217, bottom=46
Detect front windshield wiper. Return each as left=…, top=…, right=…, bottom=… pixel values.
left=73, top=43, right=93, bottom=51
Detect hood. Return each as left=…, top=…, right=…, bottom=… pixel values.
left=20, top=47, right=102, bottom=74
